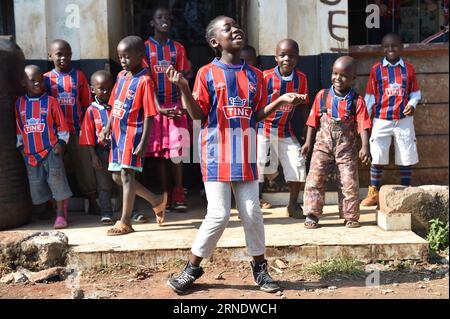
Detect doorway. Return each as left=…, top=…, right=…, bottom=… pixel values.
left=130, top=0, right=245, bottom=73
left=130, top=0, right=246, bottom=194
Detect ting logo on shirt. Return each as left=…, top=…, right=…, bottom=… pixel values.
left=154, top=60, right=171, bottom=74
left=223, top=97, right=252, bottom=120
left=385, top=83, right=405, bottom=97
left=57, top=92, right=75, bottom=106
left=112, top=101, right=125, bottom=119
left=24, top=118, right=45, bottom=134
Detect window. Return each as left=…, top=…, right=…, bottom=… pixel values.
left=349, top=0, right=446, bottom=45
left=0, top=0, right=15, bottom=36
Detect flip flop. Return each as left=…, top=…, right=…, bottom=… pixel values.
left=344, top=220, right=361, bottom=228
left=131, top=210, right=148, bottom=224
left=304, top=214, right=319, bottom=229
left=260, top=199, right=273, bottom=209
left=107, top=221, right=135, bottom=236
left=54, top=216, right=68, bottom=229
left=153, top=192, right=168, bottom=226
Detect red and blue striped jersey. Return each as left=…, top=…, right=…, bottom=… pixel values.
left=15, top=93, right=69, bottom=166
left=108, top=69, right=157, bottom=168
left=306, top=88, right=371, bottom=134
left=262, top=67, right=309, bottom=138
left=193, top=59, right=267, bottom=182
left=366, top=60, right=420, bottom=120
left=143, top=37, right=189, bottom=105
left=79, top=98, right=111, bottom=147
left=44, top=68, right=92, bottom=135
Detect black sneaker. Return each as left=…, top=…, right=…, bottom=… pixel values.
left=251, top=260, right=280, bottom=293
left=167, top=262, right=204, bottom=294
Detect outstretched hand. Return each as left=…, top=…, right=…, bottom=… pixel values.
left=279, top=93, right=306, bottom=106
left=166, top=65, right=189, bottom=89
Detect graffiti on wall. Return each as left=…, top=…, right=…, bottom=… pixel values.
left=320, top=0, right=348, bottom=53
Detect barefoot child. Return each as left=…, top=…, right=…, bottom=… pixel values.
left=361, top=33, right=421, bottom=206
left=44, top=39, right=100, bottom=215
left=101, top=36, right=167, bottom=236
left=16, top=65, right=72, bottom=229
left=301, top=56, right=372, bottom=229
left=165, top=16, right=305, bottom=294
left=80, top=71, right=116, bottom=225
left=143, top=6, right=191, bottom=212
left=258, top=39, right=309, bottom=218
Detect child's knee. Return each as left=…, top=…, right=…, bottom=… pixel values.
left=120, top=169, right=135, bottom=184
left=112, top=173, right=122, bottom=185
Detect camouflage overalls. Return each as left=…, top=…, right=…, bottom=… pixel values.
left=303, top=115, right=360, bottom=221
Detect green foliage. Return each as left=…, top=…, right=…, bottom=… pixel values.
left=302, top=258, right=365, bottom=279
left=427, top=219, right=449, bottom=252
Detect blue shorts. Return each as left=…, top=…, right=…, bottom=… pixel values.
left=25, top=149, right=73, bottom=205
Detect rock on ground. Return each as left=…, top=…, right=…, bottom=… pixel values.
left=379, top=185, right=449, bottom=235
left=0, top=231, right=69, bottom=271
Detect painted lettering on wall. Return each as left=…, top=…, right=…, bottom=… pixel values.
left=320, top=0, right=348, bottom=53
left=65, top=4, right=80, bottom=29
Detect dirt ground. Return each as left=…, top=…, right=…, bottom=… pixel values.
left=0, top=259, right=448, bottom=300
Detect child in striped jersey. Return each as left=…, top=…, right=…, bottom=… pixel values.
left=165, top=16, right=304, bottom=294
left=100, top=36, right=167, bottom=236
left=16, top=65, right=72, bottom=229
left=44, top=39, right=100, bottom=216
left=143, top=6, right=191, bottom=212
left=80, top=71, right=116, bottom=225
left=258, top=39, right=309, bottom=218
left=361, top=33, right=421, bottom=206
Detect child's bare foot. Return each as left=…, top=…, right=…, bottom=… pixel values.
left=153, top=192, right=168, bottom=226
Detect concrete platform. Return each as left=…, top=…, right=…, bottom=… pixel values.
left=6, top=195, right=429, bottom=270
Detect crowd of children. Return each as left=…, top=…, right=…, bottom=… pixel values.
left=14, top=5, right=422, bottom=294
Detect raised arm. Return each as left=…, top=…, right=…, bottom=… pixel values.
left=166, top=65, right=206, bottom=122
left=255, top=93, right=306, bottom=122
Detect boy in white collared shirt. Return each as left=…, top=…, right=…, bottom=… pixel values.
left=361, top=33, right=422, bottom=206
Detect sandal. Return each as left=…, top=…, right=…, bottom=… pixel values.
left=101, top=212, right=114, bottom=225
left=131, top=210, right=148, bottom=224
left=54, top=200, right=69, bottom=229
left=53, top=216, right=68, bottom=229
left=304, top=214, right=319, bottom=229
left=344, top=220, right=360, bottom=228
left=153, top=192, right=168, bottom=226
left=107, top=221, right=135, bottom=236
left=260, top=199, right=273, bottom=209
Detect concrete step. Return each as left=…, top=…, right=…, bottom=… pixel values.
left=9, top=197, right=428, bottom=270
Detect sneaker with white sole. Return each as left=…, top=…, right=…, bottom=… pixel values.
left=251, top=259, right=280, bottom=293
left=167, top=262, right=204, bottom=294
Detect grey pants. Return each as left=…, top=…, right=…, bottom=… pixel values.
left=65, top=134, right=97, bottom=195
left=191, top=181, right=266, bottom=258
left=95, top=147, right=114, bottom=213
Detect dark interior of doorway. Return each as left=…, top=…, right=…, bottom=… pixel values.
left=131, top=0, right=244, bottom=195
left=0, top=0, right=15, bottom=37
left=131, top=0, right=243, bottom=76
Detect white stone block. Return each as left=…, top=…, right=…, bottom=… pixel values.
left=377, top=211, right=411, bottom=231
